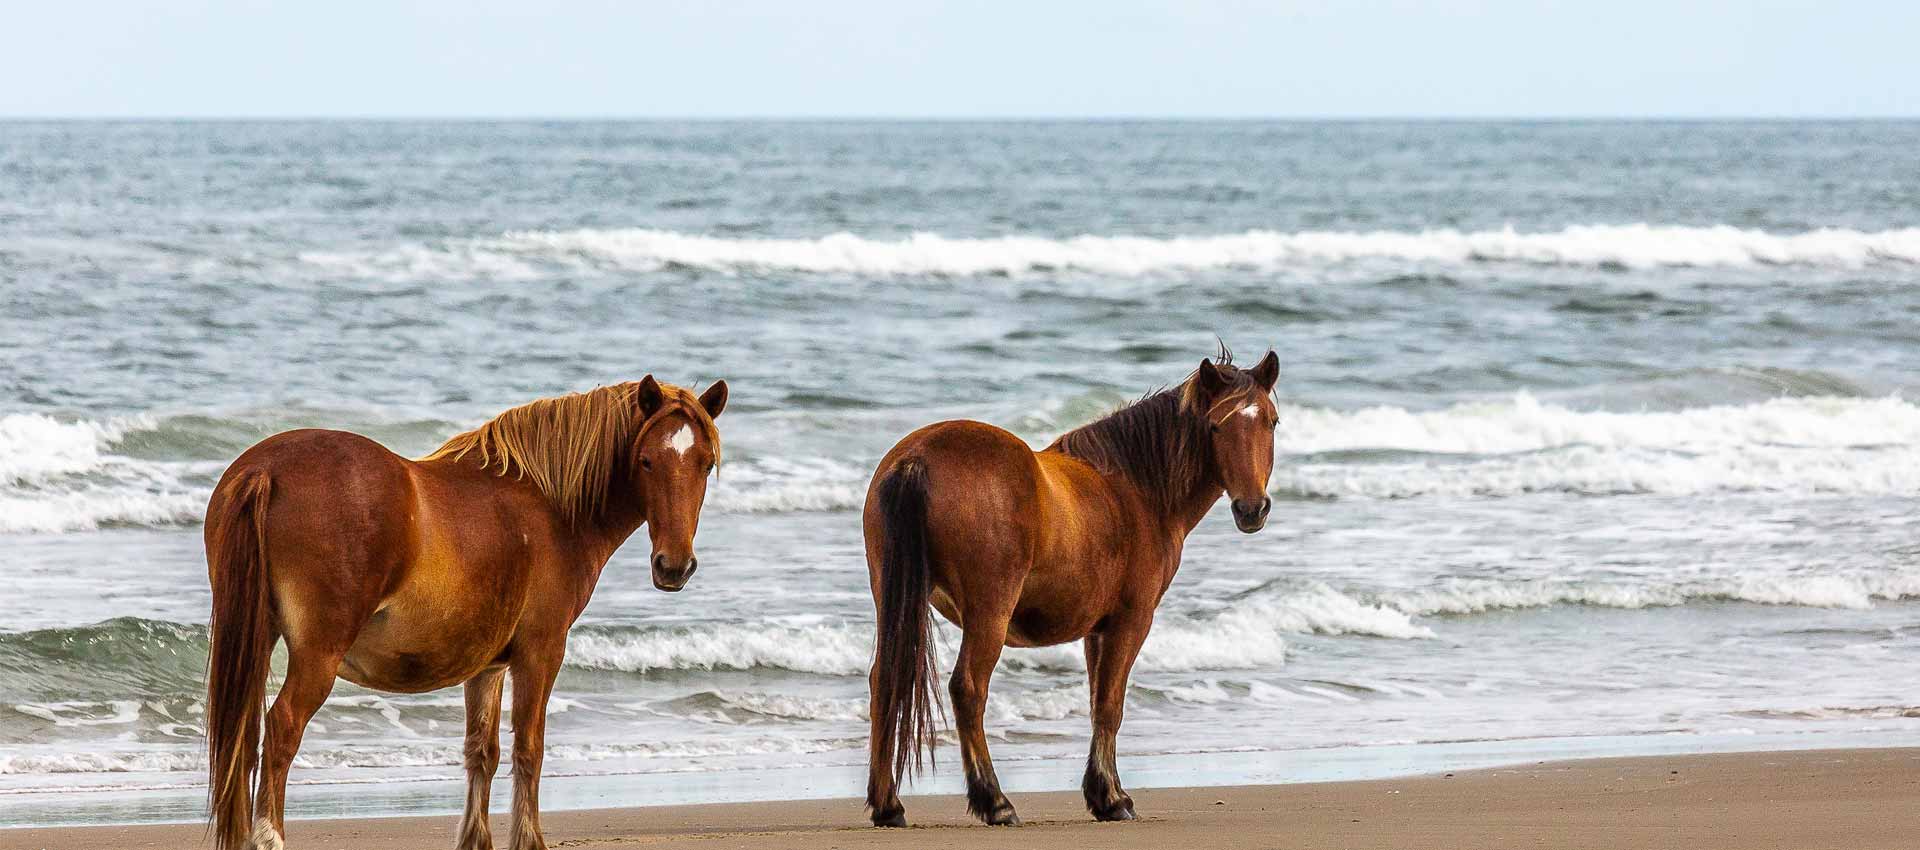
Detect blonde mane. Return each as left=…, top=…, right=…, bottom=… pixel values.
left=423, top=382, right=720, bottom=526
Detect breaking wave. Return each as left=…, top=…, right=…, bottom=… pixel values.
left=296, top=224, right=1920, bottom=280
left=1277, top=393, right=1920, bottom=499
left=8, top=390, right=1919, bottom=534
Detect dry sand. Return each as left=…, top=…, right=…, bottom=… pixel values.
left=12, top=747, right=1919, bottom=850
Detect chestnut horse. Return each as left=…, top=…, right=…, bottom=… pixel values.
left=204, top=377, right=727, bottom=850
left=864, top=350, right=1279, bottom=827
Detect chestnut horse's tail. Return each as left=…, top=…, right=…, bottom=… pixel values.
left=205, top=472, right=275, bottom=850
left=868, top=458, right=944, bottom=791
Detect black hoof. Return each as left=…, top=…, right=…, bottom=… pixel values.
left=967, top=776, right=1019, bottom=826
left=1092, top=803, right=1137, bottom=822
left=984, top=804, right=1022, bottom=827
left=871, top=806, right=907, bottom=828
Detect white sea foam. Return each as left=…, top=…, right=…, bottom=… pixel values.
left=297, top=224, right=1920, bottom=281
left=695, top=687, right=1085, bottom=724
left=707, top=455, right=870, bottom=514
left=703, top=396, right=1920, bottom=514
left=1384, top=572, right=1920, bottom=615
left=0, top=414, right=131, bottom=485
left=1277, top=393, right=1920, bottom=499
left=1282, top=443, right=1920, bottom=499
left=563, top=570, right=1920, bottom=683
left=566, top=622, right=874, bottom=676
left=562, top=587, right=1424, bottom=680
left=1280, top=393, right=1920, bottom=456
left=0, top=413, right=212, bottom=533
left=0, top=488, right=209, bottom=534
left=7, top=391, right=1918, bottom=535
left=562, top=617, right=1290, bottom=677
left=0, top=749, right=204, bottom=775
left=12, top=700, right=144, bottom=728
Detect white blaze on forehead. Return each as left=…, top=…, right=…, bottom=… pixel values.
left=667, top=423, right=695, bottom=456
left=1240, top=402, right=1263, bottom=419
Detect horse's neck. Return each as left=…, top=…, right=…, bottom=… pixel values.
left=1167, top=477, right=1227, bottom=537
left=423, top=451, right=644, bottom=581
left=578, top=490, right=648, bottom=565
left=1099, top=465, right=1222, bottom=542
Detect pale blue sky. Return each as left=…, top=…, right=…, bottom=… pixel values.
left=3, top=1, right=1914, bottom=117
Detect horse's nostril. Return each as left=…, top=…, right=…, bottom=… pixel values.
left=686, top=557, right=698, bottom=574
left=1259, top=497, right=1272, bottom=517
left=652, top=553, right=667, bottom=572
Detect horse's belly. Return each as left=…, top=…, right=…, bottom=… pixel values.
left=1003, top=558, right=1113, bottom=647
left=339, top=602, right=512, bottom=692
left=1003, top=605, right=1094, bottom=648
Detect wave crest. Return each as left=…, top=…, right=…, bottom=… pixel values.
left=294, top=224, right=1920, bottom=281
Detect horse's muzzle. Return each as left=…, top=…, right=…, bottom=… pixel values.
left=651, top=553, right=698, bottom=592
left=1231, top=497, right=1271, bottom=533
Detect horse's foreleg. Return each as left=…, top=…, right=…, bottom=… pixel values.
left=1082, top=619, right=1148, bottom=821
left=507, top=657, right=560, bottom=850
left=253, top=648, right=344, bottom=849
left=951, top=620, right=1019, bottom=826
left=457, top=667, right=507, bottom=850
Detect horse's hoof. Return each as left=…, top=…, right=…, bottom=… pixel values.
left=871, top=809, right=908, bottom=828
left=248, top=818, right=286, bottom=850
left=1093, top=804, right=1137, bottom=822
left=985, top=804, right=1022, bottom=826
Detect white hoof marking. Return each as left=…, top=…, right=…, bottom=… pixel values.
left=248, top=817, right=285, bottom=850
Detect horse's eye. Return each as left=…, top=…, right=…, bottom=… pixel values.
left=640, top=456, right=653, bottom=470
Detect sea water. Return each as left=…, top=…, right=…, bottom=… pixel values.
left=3, top=120, right=1919, bottom=826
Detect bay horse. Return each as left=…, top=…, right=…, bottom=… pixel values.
left=204, top=376, right=727, bottom=850
left=864, top=350, right=1279, bottom=827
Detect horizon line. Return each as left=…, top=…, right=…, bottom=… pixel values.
left=4, top=114, right=1919, bottom=123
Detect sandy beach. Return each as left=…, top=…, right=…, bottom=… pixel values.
left=12, top=747, right=1917, bottom=850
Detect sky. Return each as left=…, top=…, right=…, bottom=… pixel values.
left=2, top=1, right=1914, bottom=118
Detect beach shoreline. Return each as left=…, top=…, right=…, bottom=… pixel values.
left=12, top=747, right=1918, bottom=850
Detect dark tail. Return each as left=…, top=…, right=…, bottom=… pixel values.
left=868, top=459, right=943, bottom=792
left=205, top=472, right=275, bottom=850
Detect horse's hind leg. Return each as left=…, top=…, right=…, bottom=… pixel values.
left=1082, top=618, right=1148, bottom=821
left=865, top=665, right=907, bottom=827
left=951, top=611, right=1020, bottom=826
left=457, top=667, right=507, bottom=850
left=253, top=644, right=346, bottom=849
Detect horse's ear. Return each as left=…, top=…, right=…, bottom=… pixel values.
left=636, top=375, right=666, bottom=419
left=1250, top=350, right=1280, bottom=390
left=1195, top=358, right=1229, bottom=398
left=698, top=380, right=728, bottom=419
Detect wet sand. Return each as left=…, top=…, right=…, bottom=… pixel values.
left=13, top=747, right=1919, bottom=850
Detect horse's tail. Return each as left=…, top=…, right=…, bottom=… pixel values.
left=868, top=458, right=943, bottom=794
left=204, top=471, right=275, bottom=850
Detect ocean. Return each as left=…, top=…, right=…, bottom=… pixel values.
left=3, top=120, right=1919, bottom=827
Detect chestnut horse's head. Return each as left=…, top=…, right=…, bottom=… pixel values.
left=1193, top=350, right=1280, bottom=533
left=631, top=375, right=728, bottom=591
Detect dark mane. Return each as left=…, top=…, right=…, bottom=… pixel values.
left=1045, top=354, right=1264, bottom=513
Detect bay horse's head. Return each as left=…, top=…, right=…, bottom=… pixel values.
left=1192, top=350, right=1280, bottom=533
left=632, top=375, right=728, bottom=591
